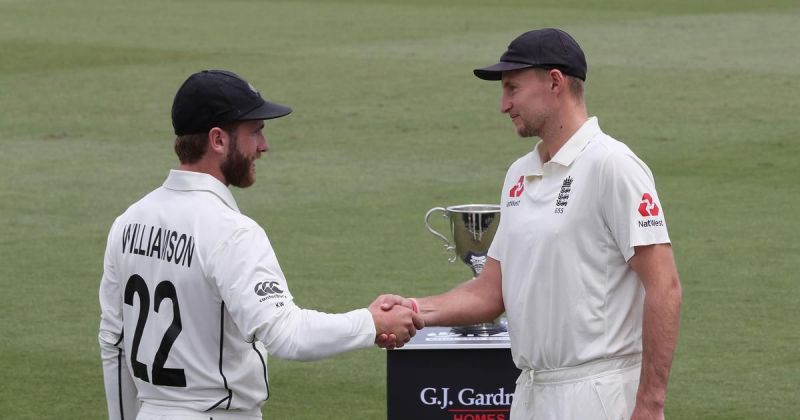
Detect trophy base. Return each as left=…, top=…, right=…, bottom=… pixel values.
left=450, top=322, right=507, bottom=336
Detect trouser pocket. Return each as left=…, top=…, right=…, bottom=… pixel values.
left=589, top=368, right=640, bottom=420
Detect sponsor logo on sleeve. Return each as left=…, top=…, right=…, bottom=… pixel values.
left=254, top=281, right=286, bottom=303
left=637, top=193, right=664, bottom=227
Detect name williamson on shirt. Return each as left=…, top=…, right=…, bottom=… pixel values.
left=121, top=223, right=195, bottom=268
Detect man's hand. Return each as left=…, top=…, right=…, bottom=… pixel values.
left=376, top=294, right=418, bottom=313
left=369, top=294, right=423, bottom=349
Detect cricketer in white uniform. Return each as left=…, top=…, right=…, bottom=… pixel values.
left=491, top=116, right=669, bottom=419
left=407, top=29, right=682, bottom=420
left=99, top=70, right=421, bottom=420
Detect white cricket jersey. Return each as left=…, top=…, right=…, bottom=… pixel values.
left=99, top=170, right=376, bottom=418
left=488, top=117, right=670, bottom=371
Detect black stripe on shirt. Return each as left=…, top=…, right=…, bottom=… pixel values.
left=206, top=302, right=232, bottom=411
left=251, top=342, right=269, bottom=403
left=117, top=348, right=125, bottom=420
left=114, top=331, right=124, bottom=346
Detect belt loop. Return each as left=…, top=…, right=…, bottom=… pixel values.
left=516, top=368, right=536, bottom=388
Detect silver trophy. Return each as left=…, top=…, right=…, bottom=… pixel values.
left=424, top=204, right=506, bottom=335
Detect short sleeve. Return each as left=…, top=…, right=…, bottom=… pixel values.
left=488, top=179, right=512, bottom=262
left=600, top=151, right=671, bottom=261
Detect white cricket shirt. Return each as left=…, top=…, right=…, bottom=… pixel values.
left=99, top=170, right=376, bottom=418
left=488, top=117, right=670, bottom=371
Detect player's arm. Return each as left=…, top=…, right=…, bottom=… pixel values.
left=414, top=256, right=505, bottom=326
left=629, top=243, right=682, bottom=419
left=98, top=220, right=139, bottom=420
left=211, top=226, right=421, bottom=361
left=99, top=330, right=138, bottom=420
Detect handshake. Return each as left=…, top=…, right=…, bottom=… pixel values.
left=368, top=295, right=424, bottom=350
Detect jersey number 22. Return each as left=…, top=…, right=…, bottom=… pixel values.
left=124, top=274, right=187, bottom=387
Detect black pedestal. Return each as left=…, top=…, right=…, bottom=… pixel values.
left=387, top=326, right=520, bottom=420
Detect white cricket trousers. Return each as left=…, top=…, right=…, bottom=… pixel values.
left=137, top=403, right=262, bottom=420
left=510, top=353, right=641, bottom=420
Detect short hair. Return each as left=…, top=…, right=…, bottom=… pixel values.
left=174, top=122, right=239, bottom=164
left=565, top=75, right=584, bottom=101
left=532, top=68, right=584, bottom=101
left=174, top=133, right=207, bottom=164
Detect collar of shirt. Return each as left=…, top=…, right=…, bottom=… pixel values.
left=162, top=169, right=241, bottom=213
left=523, top=116, right=601, bottom=176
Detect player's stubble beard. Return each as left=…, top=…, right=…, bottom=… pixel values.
left=517, top=122, right=536, bottom=138
left=515, top=116, right=540, bottom=138
left=510, top=105, right=540, bottom=138
left=514, top=105, right=549, bottom=138
left=221, top=134, right=257, bottom=188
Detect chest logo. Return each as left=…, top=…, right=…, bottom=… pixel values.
left=555, top=176, right=573, bottom=208
left=638, top=193, right=660, bottom=217
left=509, top=176, right=525, bottom=198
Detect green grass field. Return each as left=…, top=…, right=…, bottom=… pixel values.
left=1, top=0, right=799, bottom=418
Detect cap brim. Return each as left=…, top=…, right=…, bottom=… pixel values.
left=473, top=62, right=534, bottom=80
left=239, top=101, right=293, bottom=121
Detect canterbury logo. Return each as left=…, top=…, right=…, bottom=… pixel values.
left=509, top=176, right=525, bottom=198
left=254, top=281, right=284, bottom=296
left=638, top=193, right=660, bottom=217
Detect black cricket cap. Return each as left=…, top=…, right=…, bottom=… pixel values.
left=171, top=69, right=292, bottom=136
left=473, top=28, right=587, bottom=81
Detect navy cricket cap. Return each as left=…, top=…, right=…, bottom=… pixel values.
left=473, top=28, right=587, bottom=81
left=171, top=70, right=292, bottom=136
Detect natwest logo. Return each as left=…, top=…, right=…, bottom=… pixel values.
left=508, top=176, right=524, bottom=198
left=638, top=193, right=660, bottom=217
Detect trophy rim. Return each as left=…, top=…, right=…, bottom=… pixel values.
left=445, top=204, right=501, bottom=214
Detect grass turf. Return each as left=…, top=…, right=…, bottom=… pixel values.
left=0, top=0, right=798, bottom=418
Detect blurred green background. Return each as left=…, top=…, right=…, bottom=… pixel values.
left=1, top=0, right=798, bottom=418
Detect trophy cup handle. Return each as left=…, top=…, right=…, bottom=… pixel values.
left=424, top=207, right=456, bottom=261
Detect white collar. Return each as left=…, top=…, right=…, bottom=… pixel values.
left=162, top=169, right=240, bottom=213
left=523, top=116, right=601, bottom=175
